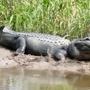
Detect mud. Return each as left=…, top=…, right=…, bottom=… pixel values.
left=0, top=46, right=90, bottom=75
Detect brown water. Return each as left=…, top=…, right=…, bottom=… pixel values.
left=0, top=68, right=90, bottom=90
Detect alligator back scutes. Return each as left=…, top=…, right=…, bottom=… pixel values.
left=15, top=32, right=71, bottom=46
left=2, top=27, right=71, bottom=46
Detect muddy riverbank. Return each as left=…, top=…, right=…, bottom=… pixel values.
left=0, top=46, right=90, bottom=75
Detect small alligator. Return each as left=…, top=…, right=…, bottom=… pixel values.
left=0, top=26, right=71, bottom=60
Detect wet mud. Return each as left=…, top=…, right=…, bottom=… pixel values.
left=0, top=46, right=90, bottom=75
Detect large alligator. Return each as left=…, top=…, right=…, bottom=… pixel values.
left=0, top=26, right=71, bottom=60
left=0, top=26, right=90, bottom=61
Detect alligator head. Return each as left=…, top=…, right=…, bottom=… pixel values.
left=67, top=37, right=90, bottom=60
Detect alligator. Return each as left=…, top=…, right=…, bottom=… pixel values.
left=1, top=26, right=90, bottom=61
left=0, top=26, right=71, bottom=60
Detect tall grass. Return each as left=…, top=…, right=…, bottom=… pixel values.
left=0, top=0, right=90, bottom=39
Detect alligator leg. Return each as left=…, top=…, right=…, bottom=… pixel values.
left=53, top=49, right=67, bottom=61
left=16, top=37, right=26, bottom=53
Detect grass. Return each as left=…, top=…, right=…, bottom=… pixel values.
left=40, top=83, right=76, bottom=90
left=0, top=0, right=90, bottom=39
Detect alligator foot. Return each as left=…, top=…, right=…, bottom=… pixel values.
left=16, top=37, right=26, bottom=53
left=53, top=49, right=67, bottom=61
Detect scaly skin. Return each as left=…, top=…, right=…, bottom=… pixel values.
left=67, top=37, right=90, bottom=60
left=1, top=26, right=90, bottom=61
left=0, top=26, right=71, bottom=60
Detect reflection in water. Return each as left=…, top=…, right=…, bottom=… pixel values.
left=66, top=72, right=90, bottom=88
left=0, top=68, right=90, bottom=90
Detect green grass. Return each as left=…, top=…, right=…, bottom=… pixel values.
left=0, top=0, right=90, bottom=39
left=40, top=83, right=76, bottom=90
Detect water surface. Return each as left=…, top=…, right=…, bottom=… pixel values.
left=0, top=68, right=90, bottom=90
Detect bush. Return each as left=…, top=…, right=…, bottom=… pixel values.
left=0, top=0, right=90, bottom=39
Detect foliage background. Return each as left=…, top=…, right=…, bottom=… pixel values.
left=0, top=0, right=90, bottom=39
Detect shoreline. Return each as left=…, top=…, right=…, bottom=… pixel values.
left=0, top=46, right=90, bottom=75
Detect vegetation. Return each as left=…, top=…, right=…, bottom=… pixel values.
left=40, top=83, right=76, bottom=90
left=0, top=0, right=90, bottom=39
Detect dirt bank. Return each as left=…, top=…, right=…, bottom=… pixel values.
left=0, top=46, right=90, bottom=75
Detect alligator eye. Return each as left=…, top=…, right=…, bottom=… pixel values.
left=79, top=37, right=90, bottom=41
left=85, top=37, right=90, bottom=40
